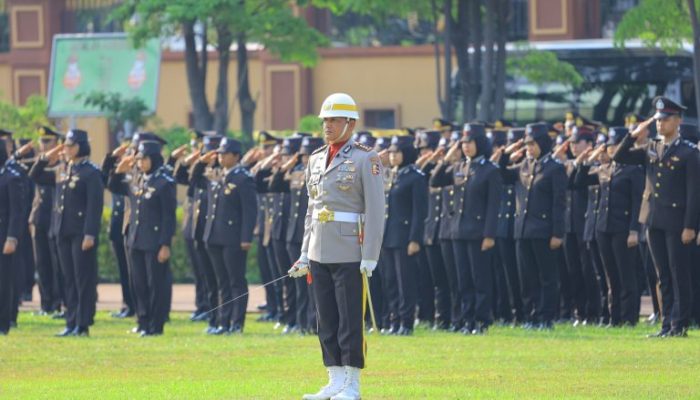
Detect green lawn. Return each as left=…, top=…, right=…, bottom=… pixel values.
left=1, top=312, right=699, bottom=399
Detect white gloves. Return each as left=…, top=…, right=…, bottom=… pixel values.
left=289, top=256, right=377, bottom=278
left=288, top=253, right=310, bottom=278
left=359, top=259, right=377, bottom=277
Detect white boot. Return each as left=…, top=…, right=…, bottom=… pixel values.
left=330, top=367, right=361, bottom=400
left=302, top=366, right=346, bottom=400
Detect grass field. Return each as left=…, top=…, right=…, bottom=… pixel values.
left=1, top=312, right=699, bottom=399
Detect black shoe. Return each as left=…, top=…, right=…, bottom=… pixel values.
left=55, top=327, right=75, bottom=337
left=281, top=325, right=299, bottom=335
left=207, top=326, right=228, bottom=335
left=74, top=327, right=89, bottom=337
left=537, top=321, right=554, bottom=331
left=52, top=312, right=66, bottom=320
left=256, top=313, right=276, bottom=322
left=190, top=311, right=209, bottom=322
left=647, top=327, right=671, bottom=338
left=397, top=326, right=413, bottom=336
left=257, top=303, right=267, bottom=311
left=448, top=324, right=461, bottom=333
left=647, top=313, right=659, bottom=325
left=472, top=324, right=489, bottom=335
left=112, top=309, right=132, bottom=319
left=229, top=325, right=244, bottom=334
left=460, top=322, right=475, bottom=335
left=667, top=327, right=689, bottom=337
left=432, top=321, right=450, bottom=331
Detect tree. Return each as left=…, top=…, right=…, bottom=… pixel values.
left=79, top=91, right=151, bottom=147
left=507, top=44, right=584, bottom=120
left=0, top=96, right=53, bottom=139
left=112, top=0, right=327, bottom=138
left=615, top=0, right=700, bottom=119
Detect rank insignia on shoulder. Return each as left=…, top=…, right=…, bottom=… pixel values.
left=354, top=142, right=372, bottom=152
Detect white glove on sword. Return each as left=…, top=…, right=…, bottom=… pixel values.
left=288, top=253, right=310, bottom=278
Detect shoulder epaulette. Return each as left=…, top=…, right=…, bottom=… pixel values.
left=353, top=141, right=372, bottom=152
left=312, top=144, right=328, bottom=155
left=681, top=139, right=697, bottom=148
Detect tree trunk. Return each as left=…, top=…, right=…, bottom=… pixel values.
left=493, top=0, right=509, bottom=119
left=479, top=0, right=496, bottom=121
left=452, top=0, right=470, bottom=123
left=687, top=0, right=700, bottom=122
left=214, top=24, right=232, bottom=136
left=443, top=0, right=454, bottom=121
left=183, top=20, right=213, bottom=131
left=431, top=0, right=445, bottom=118
left=466, top=0, right=482, bottom=121
left=237, top=33, right=256, bottom=138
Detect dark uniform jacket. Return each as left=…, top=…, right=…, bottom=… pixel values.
left=30, top=158, right=103, bottom=238
left=431, top=156, right=502, bottom=240
left=0, top=164, right=24, bottom=242
left=421, top=163, right=441, bottom=246
left=565, top=163, right=588, bottom=235
left=108, top=166, right=176, bottom=251
left=499, top=153, right=567, bottom=240
left=384, top=164, right=428, bottom=248
left=197, top=164, right=257, bottom=246
left=269, top=163, right=308, bottom=244
left=577, top=162, right=644, bottom=234
left=495, top=184, right=516, bottom=239
left=254, top=168, right=276, bottom=246
left=614, top=134, right=700, bottom=233
left=573, top=164, right=601, bottom=243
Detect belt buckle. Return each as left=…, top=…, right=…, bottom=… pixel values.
left=318, top=206, right=334, bottom=223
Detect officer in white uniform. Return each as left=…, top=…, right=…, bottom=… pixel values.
left=289, top=93, right=386, bottom=400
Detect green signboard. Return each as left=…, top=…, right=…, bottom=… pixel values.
left=48, top=33, right=161, bottom=117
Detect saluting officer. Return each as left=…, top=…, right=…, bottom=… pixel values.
left=416, top=130, right=452, bottom=330
left=30, top=130, right=104, bottom=337
left=496, top=123, right=567, bottom=330
left=678, top=124, right=700, bottom=327
left=614, top=97, right=700, bottom=337
left=558, top=126, right=602, bottom=326
left=580, top=128, right=644, bottom=326
left=192, top=135, right=225, bottom=334
left=269, top=135, right=323, bottom=334
left=197, top=138, right=257, bottom=334
left=382, top=135, right=428, bottom=336
left=428, top=132, right=463, bottom=332
left=491, top=128, right=525, bottom=325
left=0, top=136, right=24, bottom=336
left=172, top=130, right=211, bottom=322
left=288, top=93, right=385, bottom=400
left=1, top=130, right=30, bottom=326
left=432, top=123, right=502, bottom=334
left=108, top=141, right=176, bottom=336
left=248, top=131, right=283, bottom=323
left=24, top=127, right=64, bottom=315
left=101, top=137, right=134, bottom=320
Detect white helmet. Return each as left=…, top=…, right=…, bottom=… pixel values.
left=318, top=93, right=360, bottom=120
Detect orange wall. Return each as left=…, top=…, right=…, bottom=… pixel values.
left=313, top=54, right=441, bottom=129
